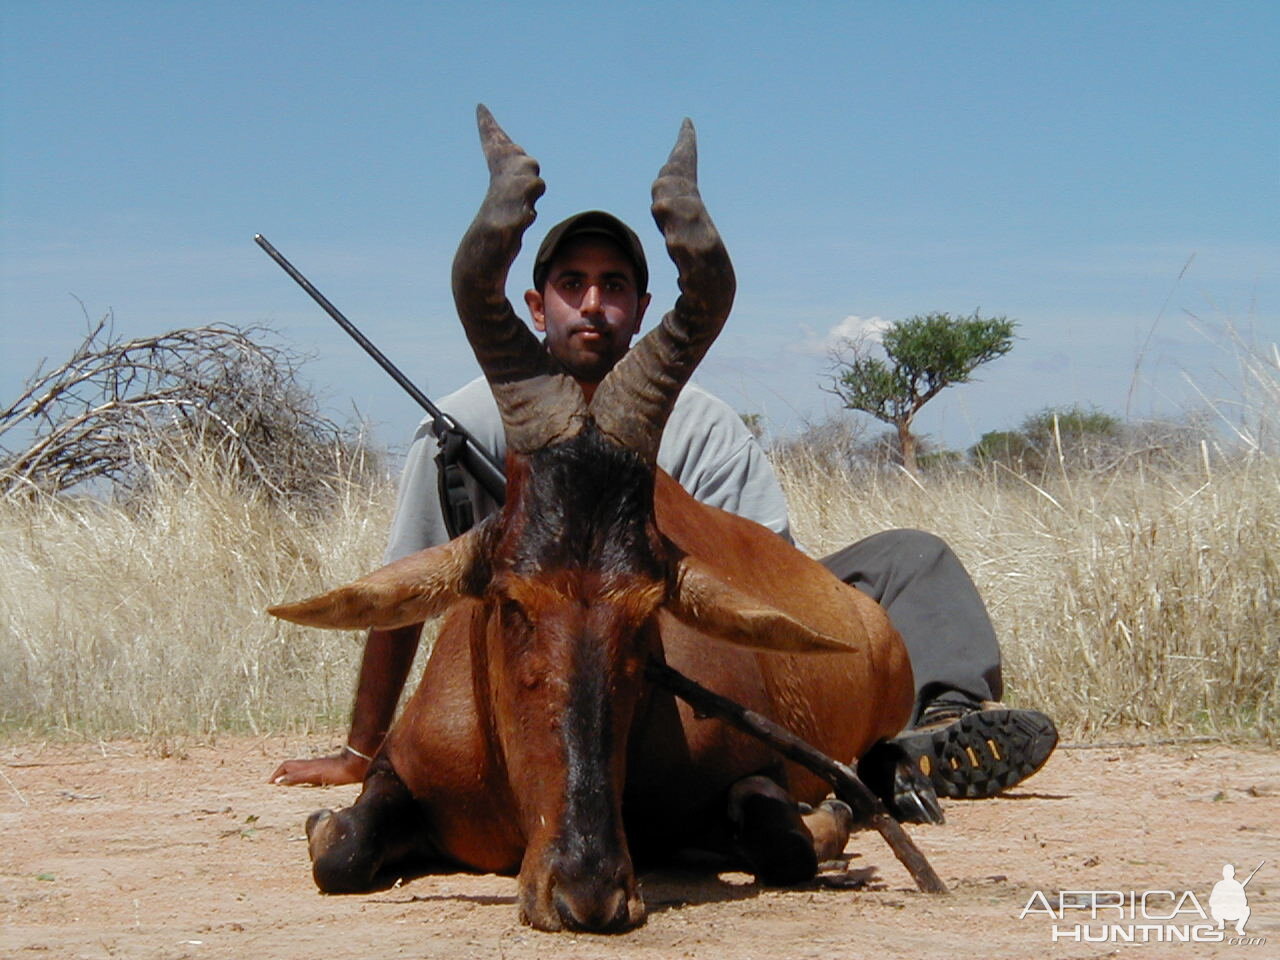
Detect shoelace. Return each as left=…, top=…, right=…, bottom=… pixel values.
left=915, top=701, right=979, bottom=727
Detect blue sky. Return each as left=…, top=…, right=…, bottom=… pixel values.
left=2, top=1, right=1276, bottom=455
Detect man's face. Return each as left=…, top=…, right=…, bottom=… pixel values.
left=525, top=236, right=651, bottom=383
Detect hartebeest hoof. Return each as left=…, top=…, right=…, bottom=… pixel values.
left=857, top=739, right=946, bottom=825
left=802, top=799, right=855, bottom=863
left=306, top=808, right=382, bottom=894
left=727, top=776, right=820, bottom=886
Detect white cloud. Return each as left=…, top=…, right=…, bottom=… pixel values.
left=793, top=315, right=890, bottom=356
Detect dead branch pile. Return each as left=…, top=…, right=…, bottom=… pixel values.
left=0, top=316, right=378, bottom=505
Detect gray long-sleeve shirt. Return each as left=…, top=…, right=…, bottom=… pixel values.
left=384, top=377, right=792, bottom=562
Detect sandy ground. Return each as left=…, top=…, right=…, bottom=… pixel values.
left=2, top=736, right=1277, bottom=960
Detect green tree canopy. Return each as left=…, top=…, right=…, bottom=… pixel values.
left=827, top=311, right=1017, bottom=474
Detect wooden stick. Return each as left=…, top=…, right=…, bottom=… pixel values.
left=646, top=659, right=948, bottom=895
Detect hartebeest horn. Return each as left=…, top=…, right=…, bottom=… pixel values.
left=590, top=119, right=736, bottom=464
left=666, top=554, right=866, bottom=654
left=452, top=105, right=589, bottom=453
left=268, top=523, right=491, bottom=630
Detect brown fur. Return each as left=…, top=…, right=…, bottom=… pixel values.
left=347, top=468, right=912, bottom=924
left=279, top=462, right=913, bottom=930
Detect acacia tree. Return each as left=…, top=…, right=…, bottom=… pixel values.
left=826, top=311, right=1016, bottom=475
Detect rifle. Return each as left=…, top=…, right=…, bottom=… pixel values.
left=254, top=234, right=506, bottom=534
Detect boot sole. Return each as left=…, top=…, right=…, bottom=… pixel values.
left=894, top=708, right=1058, bottom=799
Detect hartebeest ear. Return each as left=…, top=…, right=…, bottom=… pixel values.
left=268, top=526, right=490, bottom=630
left=665, top=555, right=865, bottom=654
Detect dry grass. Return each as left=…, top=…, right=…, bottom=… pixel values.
left=4, top=440, right=1273, bottom=745
left=777, top=451, right=1278, bottom=742
left=0, top=445, right=396, bottom=743
left=778, top=324, right=1280, bottom=743
left=2, top=328, right=1275, bottom=745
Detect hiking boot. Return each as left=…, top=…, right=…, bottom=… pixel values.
left=892, top=699, right=1058, bottom=799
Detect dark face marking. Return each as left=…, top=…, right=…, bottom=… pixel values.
left=486, top=426, right=664, bottom=930
left=500, top=426, right=664, bottom=582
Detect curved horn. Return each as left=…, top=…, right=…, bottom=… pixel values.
left=667, top=554, right=862, bottom=654
left=452, top=105, right=588, bottom=453
left=268, top=523, right=491, bottom=630
left=590, top=119, right=736, bottom=463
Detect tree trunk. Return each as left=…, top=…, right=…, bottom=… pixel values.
left=898, top=420, right=919, bottom=476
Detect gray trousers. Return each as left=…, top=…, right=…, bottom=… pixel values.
left=819, top=529, right=1003, bottom=725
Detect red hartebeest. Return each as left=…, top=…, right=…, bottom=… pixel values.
left=269, top=106, right=914, bottom=933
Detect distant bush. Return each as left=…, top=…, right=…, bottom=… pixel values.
left=969, top=429, right=1037, bottom=469
left=1020, top=404, right=1121, bottom=443
left=967, top=404, right=1224, bottom=478
left=917, top=448, right=963, bottom=472
left=771, top=413, right=870, bottom=476
left=969, top=404, right=1121, bottom=472
left=773, top=418, right=968, bottom=477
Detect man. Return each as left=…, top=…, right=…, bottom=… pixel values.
left=270, top=211, right=1057, bottom=809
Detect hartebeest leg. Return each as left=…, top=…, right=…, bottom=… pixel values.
left=801, top=799, right=856, bottom=862
left=726, top=776, right=852, bottom=885
left=857, top=739, right=946, bottom=825
left=307, top=758, right=437, bottom=894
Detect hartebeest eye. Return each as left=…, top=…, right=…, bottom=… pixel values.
left=497, top=596, right=535, bottom=631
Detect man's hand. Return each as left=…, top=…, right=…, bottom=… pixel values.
left=268, top=748, right=369, bottom=787
left=270, top=626, right=422, bottom=787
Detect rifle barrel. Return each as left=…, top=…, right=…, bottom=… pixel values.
left=255, top=234, right=443, bottom=417
left=254, top=234, right=506, bottom=503
left=1242, top=860, right=1265, bottom=887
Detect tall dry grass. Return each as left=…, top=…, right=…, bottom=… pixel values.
left=778, top=452, right=1277, bottom=742
left=778, top=326, right=1279, bottom=742
left=0, top=445, right=396, bottom=742
left=2, top=326, right=1274, bottom=745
